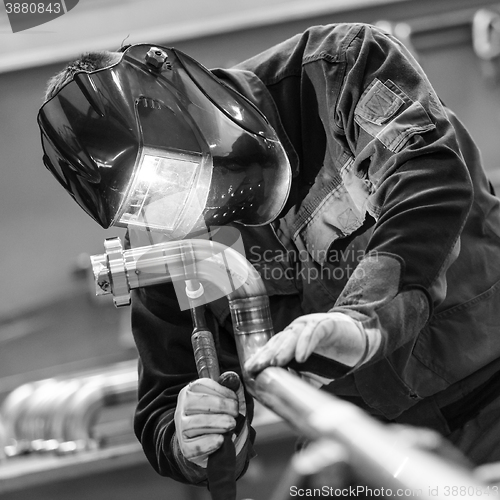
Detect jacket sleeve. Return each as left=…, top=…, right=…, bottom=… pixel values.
left=131, top=274, right=255, bottom=485
left=322, top=25, right=473, bottom=362
left=131, top=282, right=199, bottom=483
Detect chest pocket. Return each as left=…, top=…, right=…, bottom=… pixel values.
left=354, top=78, right=435, bottom=154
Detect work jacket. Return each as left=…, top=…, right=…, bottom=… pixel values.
left=131, top=23, right=500, bottom=483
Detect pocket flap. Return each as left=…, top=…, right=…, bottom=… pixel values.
left=355, top=78, right=404, bottom=125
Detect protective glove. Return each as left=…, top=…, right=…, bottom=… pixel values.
left=174, top=374, right=248, bottom=468
left=244, top=312, right=381, bottom=375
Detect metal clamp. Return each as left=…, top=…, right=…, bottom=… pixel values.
left=104, top=238, right=131, bottom=307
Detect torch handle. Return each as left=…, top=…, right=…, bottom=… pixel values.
left=191, top=328, right=221, bottom=381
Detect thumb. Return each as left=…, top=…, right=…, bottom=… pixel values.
left=218, top=371, right=246, bottom=417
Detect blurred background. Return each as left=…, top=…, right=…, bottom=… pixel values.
left=1, top=0, right=500, bottom=498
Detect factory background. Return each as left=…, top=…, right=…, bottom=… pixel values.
left=1, top=0, right=500, bottom=498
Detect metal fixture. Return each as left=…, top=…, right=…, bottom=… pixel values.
left=89, top=236, right=487, bottom=498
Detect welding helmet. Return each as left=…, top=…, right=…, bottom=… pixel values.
left=37, top=44, right=291, bottom=238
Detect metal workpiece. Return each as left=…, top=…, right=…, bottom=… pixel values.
left=90, top=252, right=112, bottom=296
left=0, top=418, right=7, bottom=461
left=91, top=236, right=267, bottom=303
left=1, top=381, right=39, bottom=439
left=0, top=362, right=138, bottom=457
left=268, top=439, right=350, bottom=500
left=21, top=380, right=83, bottom=445
left=247, top=366, right=487, bottom=499
left=89, top=237, right=488, bottom=498
left=229, top=295, right=274, bottom=365
left=1, top=379, right=50, bottom=455
left=104, top=238, right=131, bottom=306
left=91, top=237, right=273, bottom=372
left=61, top=369, right=137, bottom=446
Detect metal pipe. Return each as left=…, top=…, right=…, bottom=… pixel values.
left=92, top=237, right=273, bottom=361
left=91, top=237, right=486, bottom=498
left=27, top=379, right=83, bottom=451
left=0, top=363, right=138, bottom=455
left=61, top=369, right=138, bottom=447
left=0, top=380, right=44, bottom=455
left=91, top=237, right=267, bottom=304
left=249, top=367, right=485, bottom=497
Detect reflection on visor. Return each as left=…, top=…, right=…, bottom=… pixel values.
left=117, top=149, right=201, bottom=232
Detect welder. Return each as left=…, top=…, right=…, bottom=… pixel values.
left=38, top=23, right=500, bottom=492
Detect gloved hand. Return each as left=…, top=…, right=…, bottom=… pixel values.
left=174, top=375, right=248, bottom=468
left=244, top=312, right=381, bottom=374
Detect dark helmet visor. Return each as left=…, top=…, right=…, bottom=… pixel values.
left=38, top=44, right=291, bottom=238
